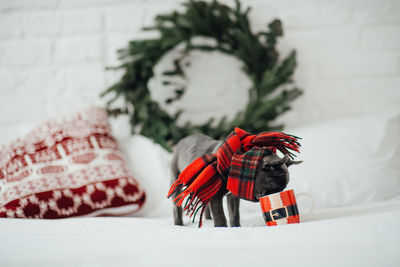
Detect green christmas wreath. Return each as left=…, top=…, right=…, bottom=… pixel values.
left=102, top=0, right=303, bottom=151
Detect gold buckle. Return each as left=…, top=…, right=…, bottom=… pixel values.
left=270, top=207, right=288, bottom=221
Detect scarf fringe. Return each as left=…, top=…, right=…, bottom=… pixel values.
left=251, top=131, right=301, bottom=159
left=167, top=170, right=223, bottom=227
left=167, top=186, right=207, bottom=227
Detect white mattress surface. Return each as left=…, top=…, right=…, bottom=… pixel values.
left=1, top=198, right=399, bottom=267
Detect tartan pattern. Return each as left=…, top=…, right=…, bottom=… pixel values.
left=227, top=147, right=269, bottom=201
left=167, top=127, right=301, bottom=227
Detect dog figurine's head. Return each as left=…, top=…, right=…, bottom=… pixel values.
left=253, top=149, right=302, bottom=200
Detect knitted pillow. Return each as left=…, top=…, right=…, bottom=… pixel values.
left=0, top=107, right=145, bottom=218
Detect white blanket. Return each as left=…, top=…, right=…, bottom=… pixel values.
left=1, top=198, right=399, bottom=267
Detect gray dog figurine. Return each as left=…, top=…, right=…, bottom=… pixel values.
left=170, top=133, right=301, bottom=227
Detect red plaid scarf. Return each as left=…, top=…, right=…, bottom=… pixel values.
left=167, top=127, right=301, bottom=226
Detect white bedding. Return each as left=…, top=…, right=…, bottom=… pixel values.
left=1, top=198, right=399, bottom=267
left=1, top=112, right=399, bottom=267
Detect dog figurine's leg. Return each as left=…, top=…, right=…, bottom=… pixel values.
left=209, top=194, right=227, bottom=227
left=173, top=202, right=183, bottom=226
left=204, top=205, right=212, bottom=220
left=171, top=154, right=183, bottom=226
left=227, top=193, right=240, bottom=227
left=172, top=193, right=183, bottom=226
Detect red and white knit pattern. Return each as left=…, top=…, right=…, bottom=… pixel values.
left=0, top=107, right=145, bottom=218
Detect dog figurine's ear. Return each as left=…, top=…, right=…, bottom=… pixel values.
left=261, top=160, right=269, bottom=170
left=260, top=148, right=272, bottom=169
left=286, top=159, right=303, bottom=167
left=261, top=154, right=290, bottom=170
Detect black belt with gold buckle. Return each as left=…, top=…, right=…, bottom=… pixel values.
left=263, top=204, right=298, bottom=222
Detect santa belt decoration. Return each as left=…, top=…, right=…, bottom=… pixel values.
left=259, top=190, right=300, bottom=226
left=263, top=205, right=299, bottom=223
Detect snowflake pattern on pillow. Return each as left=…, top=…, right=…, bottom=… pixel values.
left=0, top=107, right=145, bottom=218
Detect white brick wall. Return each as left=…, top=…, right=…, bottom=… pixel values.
left=0, top=0, right=399, bottom=145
